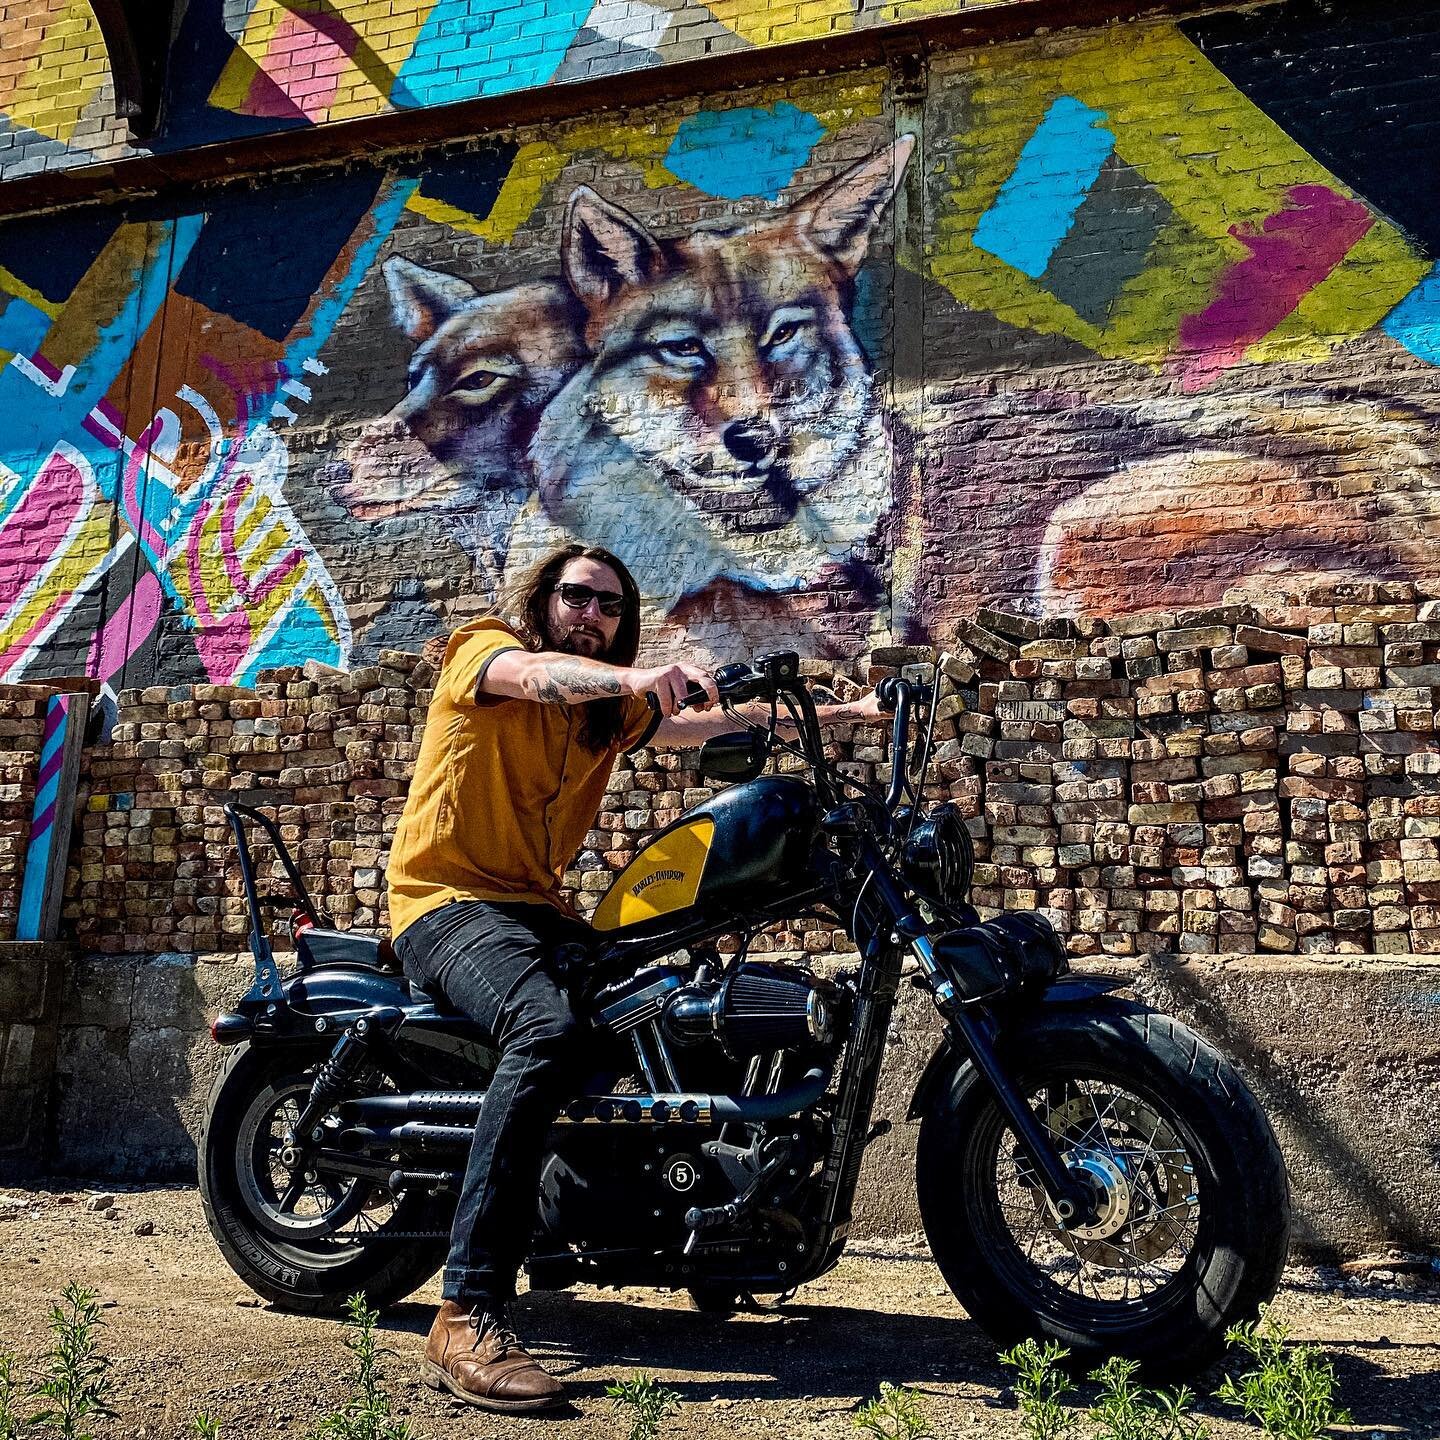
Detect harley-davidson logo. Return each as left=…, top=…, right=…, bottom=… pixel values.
left=632, top=869, right=684, bottom=897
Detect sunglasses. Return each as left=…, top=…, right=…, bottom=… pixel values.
left=554, top=581, right=626, bottom=618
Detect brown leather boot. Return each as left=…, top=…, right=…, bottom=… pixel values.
left=421, top=1301, right=564, bottom=1412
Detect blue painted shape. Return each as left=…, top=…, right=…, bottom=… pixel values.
left=0, top=297, right=51, bottom=357
left=664, top=103, right=826, bottom=201
left=972, top=96, right=1116, bottom=279
left=393, top=0, right=592, bottom=107
left=1383, top=261, right=1440, bottom=366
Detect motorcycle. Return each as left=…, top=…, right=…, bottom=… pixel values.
left=199, top=649, right=1290, bottom=1375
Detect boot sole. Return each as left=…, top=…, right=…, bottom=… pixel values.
left=420, top=1359, right=564, bottom=1413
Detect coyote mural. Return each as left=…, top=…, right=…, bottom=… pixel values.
left=340, top=137, right=913, bottom=633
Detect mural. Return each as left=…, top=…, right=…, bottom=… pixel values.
left=343, top=136, right=911, bottom=631
left=5, top=7, right=1440, bottom=695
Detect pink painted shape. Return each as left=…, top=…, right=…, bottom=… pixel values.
left=87, top=569, right=164, bottom=686
left=241, top=12, right=356, bottom=121
left=0, top=451, right=88, bottom=614
left=1172, top=185, right=1374, bottom=393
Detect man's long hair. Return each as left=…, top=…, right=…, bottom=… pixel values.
left=497, top=543, right=642, bottom=751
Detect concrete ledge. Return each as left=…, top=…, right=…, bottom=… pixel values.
left=8, top=948, right=1440, bottom=1257
left=856, top=955, right=1440, bottom=1259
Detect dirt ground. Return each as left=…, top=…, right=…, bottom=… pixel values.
left=0, top=1182, right=1437, bottom=1440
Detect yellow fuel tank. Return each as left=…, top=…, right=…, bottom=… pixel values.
left=591, top=818, right=716, bottom=932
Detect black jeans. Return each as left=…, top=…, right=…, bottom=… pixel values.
left=394, top=898, right=592, bottom=1308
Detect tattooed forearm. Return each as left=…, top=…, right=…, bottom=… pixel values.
left=527, top=657, right=627, bottom=705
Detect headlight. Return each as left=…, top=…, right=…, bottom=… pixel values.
left=902, top=803, right=975, bottom=912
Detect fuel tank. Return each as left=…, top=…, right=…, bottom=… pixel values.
left=592, top=776, right=820, bottom=933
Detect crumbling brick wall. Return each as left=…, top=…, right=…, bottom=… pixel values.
left=63, top=582, right=1440, bottom=959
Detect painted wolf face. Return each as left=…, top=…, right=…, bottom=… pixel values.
left=521, top=137, right=914, bottom=610
left=339, top=258, right=585, bottom=576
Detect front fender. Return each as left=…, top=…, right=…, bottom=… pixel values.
left=904, top=972, right=1128, bottom=1122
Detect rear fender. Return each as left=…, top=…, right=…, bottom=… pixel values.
left=904, top=972, right=1127, bottom=1122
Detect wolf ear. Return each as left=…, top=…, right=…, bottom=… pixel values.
left=789, top=135, right=916, bottom=277
left=563, top=187, right=665, bottom=310
left=383, top=256, right=477, bottom=342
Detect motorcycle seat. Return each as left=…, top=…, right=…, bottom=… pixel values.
left=297, top=927, right=401, bottom=972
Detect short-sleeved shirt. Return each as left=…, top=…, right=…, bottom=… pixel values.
left=386, top=616, right=657, bottom=937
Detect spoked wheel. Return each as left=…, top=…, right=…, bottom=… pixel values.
left=917, top=1001, right=1289, bottom=1377
left=1000, top=1078, right=1201, bottom=1303
left=200, top=1043, right=452, bottom=1313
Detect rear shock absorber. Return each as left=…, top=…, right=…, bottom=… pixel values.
left=287, top=1010, right=398, bottom=1151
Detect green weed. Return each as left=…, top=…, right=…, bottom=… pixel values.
left=27, top=1283, right=114, bottom=1440
left=605, top=1373, right=681, bottom=1440
left=192, top=1415, right=222, bottom=1440
left=1215, top=1310, right=1351, bottom=1440
left=999, top=1338, right=1078, bottom=1440
left=0, top=1351, right=23, bottom=1440
left=852, top=1381, right=933, bottom=1439
left=309, top=1293, right=416, bottom=1440
left=1088, top=1356, right=1207, bottom=1440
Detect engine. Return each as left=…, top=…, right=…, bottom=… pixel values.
left=661, top=961, right=841, bottom=1060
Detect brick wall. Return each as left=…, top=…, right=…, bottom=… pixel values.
left=60, top=581, right=1440, bottom=959
left=4, top=6, right=1440, bottom=736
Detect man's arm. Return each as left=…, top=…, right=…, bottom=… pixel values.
left=483, top=650, right=718, bottom=716
left=648, top=692, right=885, bottom=748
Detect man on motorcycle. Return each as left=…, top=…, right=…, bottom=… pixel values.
left=388, top=543, right=880, bottom=1412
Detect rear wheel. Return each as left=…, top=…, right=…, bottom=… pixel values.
left=199, top=1042, right=451, bottom=1314
left=916, top=1001, right=1289, bottom=1377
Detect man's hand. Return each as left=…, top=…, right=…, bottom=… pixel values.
left=625, top=662, right=719, bottom=718
left=838, top=690, right=887, bottom=723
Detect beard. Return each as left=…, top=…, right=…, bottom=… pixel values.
left=548, top=617, right=608, bottom=657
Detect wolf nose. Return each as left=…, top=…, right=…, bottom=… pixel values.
left=723, top=418, right=779, bottom=469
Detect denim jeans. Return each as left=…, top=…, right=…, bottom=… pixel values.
left=394, top=898, right=593, bottom=1308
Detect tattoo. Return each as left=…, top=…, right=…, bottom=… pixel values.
left=533, top=658, right=625, bottom=705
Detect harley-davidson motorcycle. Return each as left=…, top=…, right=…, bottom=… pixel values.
left=200, top=651, right=1290, bottom=1375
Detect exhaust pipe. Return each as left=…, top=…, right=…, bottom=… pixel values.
left=339, top=1066, right=831, bottom=1142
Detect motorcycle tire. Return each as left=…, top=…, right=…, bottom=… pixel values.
left=199, top=1041, right=451, bottom=1314
left=916, top=999, right=1289, bottom=1377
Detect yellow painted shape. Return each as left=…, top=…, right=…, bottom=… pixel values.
left=592, top=818, right=715, bottom=931
left=925, top=22, right=1429, bottom=369
left=3, top=2, right=109, bottom=145
left=706, top=0, right=854, bottom=46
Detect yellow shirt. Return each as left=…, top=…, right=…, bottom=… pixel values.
left=386, top=617, right=656, bottom=937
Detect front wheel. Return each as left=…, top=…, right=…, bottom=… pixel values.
left=199, top=1042, right=452, bottom=1314
left=916, top=1000, right=1289, bottom=1377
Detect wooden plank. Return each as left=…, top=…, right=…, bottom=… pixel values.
left=16, top=691, right=91, bottom=943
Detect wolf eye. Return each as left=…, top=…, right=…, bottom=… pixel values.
left=656, top=337, right=707, bottom=364
left=449, top=370, right=508, bottom=399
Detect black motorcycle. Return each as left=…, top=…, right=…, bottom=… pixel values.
left=199, top=650, right=1289, bottom=1375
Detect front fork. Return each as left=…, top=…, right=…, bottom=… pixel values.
left=910, top=933, right=1091, bottom=1227
left=854, top=839, right=1093, bottom=1227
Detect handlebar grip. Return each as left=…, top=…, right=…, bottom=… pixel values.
left=874, top=676, right=901, bottom=714
left=645, top=681, right=715, bottom=714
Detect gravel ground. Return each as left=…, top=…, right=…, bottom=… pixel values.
left=1, top=1182, right=1437, bottom=1439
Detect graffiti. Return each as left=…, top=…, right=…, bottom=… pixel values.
left=0, top=211, right=354, bottom=690
left=7, top=5, right=1440, bottom=693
